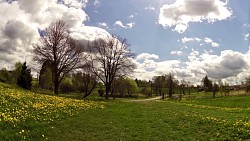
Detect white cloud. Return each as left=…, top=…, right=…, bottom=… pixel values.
left=243, top=24, right=250, bottom=28
left=128, top=14, right=134, bottom=18
left=171, top=50, right=183, bottom=56
left=114, top=21, right=135, bottom=29
left=133, top=48, right=250, bottom=85
left=204, top=37, right=220, bottom=47
left=94, top=0, right=100, bottom=7
left=98, top=22, right=108, bottom=28
left=0, top=0, right=110, bottom=70
left=159, top=0, right=232, bottom=33
left=126, top=22, right=135, bottom=28
left=181, top=37, right=202, bottom=43
left=70, top=26, right=111, bottom=42
left=63, top=0, right=88, bottom=8
left=202, top=50, right=248, bottom=79
left=115, top=21, right=126, bottom=28
left=145, top=5, right=155, bottom=11
left=136, top=53, right=159, bottom=61
left=181, top=37, right=220, bottom=48
left=244, top=33, right=249, bottom=40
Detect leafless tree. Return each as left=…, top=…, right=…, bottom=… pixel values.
left=77, top=64, right=97, bottom=98
left=165, top=73, right=175, bottom=98
left=33, top=20, right=84, bottom=94
left=88, top=35, right=135, bottom=99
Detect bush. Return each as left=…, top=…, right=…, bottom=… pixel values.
left=98, top=89, right=104, bottom=97
left=59, top=77, right=74, bottom=93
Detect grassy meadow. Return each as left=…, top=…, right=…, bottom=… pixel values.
left=1, top=82, right=250, bottom=140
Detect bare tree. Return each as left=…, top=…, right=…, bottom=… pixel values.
left=165, top=73, right=175, bottom=98
left=73, top=64, right=97, bottom=98
left=33, top=20, right=84, bottom=94
left=88, top=35, right=135, bottom=99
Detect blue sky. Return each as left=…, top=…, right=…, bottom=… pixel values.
left=85, top=0, right=249, bottom=59
left=0, top=0, right=249, bottom=84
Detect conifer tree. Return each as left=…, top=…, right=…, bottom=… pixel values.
left=17, top=62, right=32, bottom=90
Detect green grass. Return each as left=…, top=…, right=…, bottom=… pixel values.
left=1, top=82, right=250, bottom=140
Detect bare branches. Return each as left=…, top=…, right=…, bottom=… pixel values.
left=33, top=20, right=85, bottom=94
left=88, top=35, right=136, bottom=99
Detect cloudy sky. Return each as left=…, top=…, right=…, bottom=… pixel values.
left=0, top=0, right=249, bottom=85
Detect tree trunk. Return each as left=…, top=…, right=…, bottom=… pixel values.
left=105, top=84, right=110, bottom=99
left=54, top=80, right=59, bottom=95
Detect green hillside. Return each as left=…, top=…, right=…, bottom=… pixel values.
left=0, top=82, right=105, bottom=140
left=1, top=82, right=250, bottom=140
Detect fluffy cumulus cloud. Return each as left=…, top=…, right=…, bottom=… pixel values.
left=0, top=0, right=110, bottom=69
left=114, top=21, right=135, bottom=29
left=134, top=48, right=250, bottom=85
left=136, top=53, right=159, bottom=61
left=159, top=0, right=232, bottom=33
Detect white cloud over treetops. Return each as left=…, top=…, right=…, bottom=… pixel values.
left=0, top=0, right=110, bottom=70
left=134, top=48, right=250, bottom=85
left=159, top=0, right=232, bottom=33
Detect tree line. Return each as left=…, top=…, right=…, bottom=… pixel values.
left=1, top=19, right=250, bottom=99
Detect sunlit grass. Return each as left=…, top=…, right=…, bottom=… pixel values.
left=1, top=82, right=250, bottom=140
left=0, top=82, right=105, bottom=140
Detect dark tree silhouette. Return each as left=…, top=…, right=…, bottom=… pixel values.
left=33, top=20, right=84, bottom=94
left=88, top=35, right=135, bottom=99
left=246, top=77, right=250, bottom=94
left=166, top=73, right=175, bottom=98
left=17, top=62, right=32, bottom=90
left=202, top=75, right=213, bottom=92
left=152, top=75, right=166, bottom=96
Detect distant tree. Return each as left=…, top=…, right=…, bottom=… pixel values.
left=72, top=70, right=97, bottom=98
left=140, top=87, right=152, bottom=98
left=17, top=62, right=32, bottom=90
left=0, top=62, right=23, bottom=84
left=202, top=75, right=213, bottom=92
left=212, top=83, right=219, bottom=98
left=125, top=78, right=138, bottom=96
left=218, top=79, right=224, bottom=96
left=0, top=68, right=12, bottom=83
left=39, top=60, right=53, bottom=90
left=224, top=82, right=230, bottom=96
left=12, top=62, right=23, bottom=83
left=112, top=77, right=138, bottom=97
left=152, top=75, right=166, bottom=96
left=59, top=75, right=74, bottom=93
left=165, top=73, right=175, bottom=98
left=33, top=20, right=84, bottom=94
left=135, top=79, right=151, bottom=87
left=245, top=77, right=250, bottom=94
left=88, top=35, right=135, bottom=99
left=179, top=79, right=187, bottom=95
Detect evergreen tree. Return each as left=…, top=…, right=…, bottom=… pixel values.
left=17, top=62, right=32, bottom=90
left=39, top=60, right=53, bottom=90
left=202, top=75, right=213, bottom=92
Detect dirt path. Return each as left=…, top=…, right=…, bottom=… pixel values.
left=128, top=96, right=162, bottom=102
